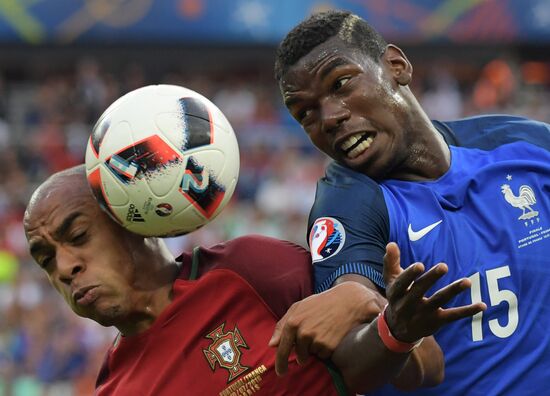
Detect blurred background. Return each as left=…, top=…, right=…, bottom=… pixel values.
left=0, top=0, right=549, bottom=394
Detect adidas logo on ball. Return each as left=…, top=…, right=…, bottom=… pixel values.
left=126, top=204, right=145, bottom=223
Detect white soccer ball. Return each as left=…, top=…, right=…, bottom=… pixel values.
left=85, top=84, right=239, bottom=237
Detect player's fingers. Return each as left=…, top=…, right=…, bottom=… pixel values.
left=275, top=325, right=296, bottom=376
left=387, top=262, right=425, bottom=302
left=294, top=335, right=312, bottom=366
left=438, top=303, right=487, bottom=324
left=312, top=343, right=333, bottom=360
left=424, top=277, right=472, bottom=310
left=269, top=313, right=288, bottom=347
left=383, top=242, right=402, bottom=286
left=404, top=263, right=448, bottom=303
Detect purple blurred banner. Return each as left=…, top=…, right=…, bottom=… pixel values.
left=0, top=0, right=548, bottom=45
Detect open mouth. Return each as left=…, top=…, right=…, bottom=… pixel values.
left=340, top=132, right=375, bottom=159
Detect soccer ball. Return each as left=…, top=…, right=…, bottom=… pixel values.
left=85, top=84, right=239, bottom=237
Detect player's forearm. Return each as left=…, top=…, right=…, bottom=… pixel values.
left=391, top=336, right=444, bottom=390
left=331, top=318, right=411, bottom=394
left=332, top=318, right=444, bottom=393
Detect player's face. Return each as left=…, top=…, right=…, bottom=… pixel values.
left=25, top=180, right=140, bottom=327
left=280, top=37, right=416, bottom=180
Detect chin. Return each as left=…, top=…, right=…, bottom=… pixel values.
left=89, top=304, right=123, bottom=327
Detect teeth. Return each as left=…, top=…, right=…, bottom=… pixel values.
left=348, top=136, right=373, bottom=158
left=341, top=133, right=364, bottom=151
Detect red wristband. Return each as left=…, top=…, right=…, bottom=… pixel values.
left=377, top=305, right=423, bottom=353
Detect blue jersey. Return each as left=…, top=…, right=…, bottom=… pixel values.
left=309, top=115, right=550, bottom=396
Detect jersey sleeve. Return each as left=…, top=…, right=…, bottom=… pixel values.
left=309, top=162, right=390, bottom=293
left=196, top=235, right=313, bottom=319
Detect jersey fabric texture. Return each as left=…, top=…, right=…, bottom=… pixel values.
left=95, top=235, right=346, bottom=396
left=309, top=115, right=550, bottom=396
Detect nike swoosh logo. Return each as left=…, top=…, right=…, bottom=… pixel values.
left=408, top=220, right=443, bottom=241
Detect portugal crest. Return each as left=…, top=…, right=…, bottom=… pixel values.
left=203, top=323, right=249, bottom=383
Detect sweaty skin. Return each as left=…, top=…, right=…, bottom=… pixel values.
left=280, top=37, right=450, bottom=181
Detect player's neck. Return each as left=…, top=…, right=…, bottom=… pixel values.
left=387, top=125, right=451, bottom=182
left=116, top=276, right=177, bottom=336
left=117, top=239, right=180, bottom=336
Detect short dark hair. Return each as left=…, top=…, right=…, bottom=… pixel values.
left=274, top=10, right=387, bottom=81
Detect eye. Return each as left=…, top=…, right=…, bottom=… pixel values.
left=298, top=108, right=313, bottom=122
left=70, top=231, right=88, bottom=245
left=334, top=76, right=351, bottom=91
left=40, top=256, right=53, bottom=269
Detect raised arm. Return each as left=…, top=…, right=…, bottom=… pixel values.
left=271, top=242, right=486, bottom=394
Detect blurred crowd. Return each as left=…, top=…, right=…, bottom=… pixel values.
left=0, top=51, right=549, bottom=395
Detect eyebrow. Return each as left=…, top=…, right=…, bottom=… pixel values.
left=53, top=211, right=84, bottom=241
left=318, top=57, right=351, bottom=81
left=284, top=57, right=352, bottom=108
left=29, top=212, right=83, bottom=258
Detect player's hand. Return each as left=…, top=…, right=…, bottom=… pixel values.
left=269, top=281, right=384, bottom=376
left=382, top=242, right=486, bottom=343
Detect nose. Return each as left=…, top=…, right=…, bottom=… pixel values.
left=320, top=97, right=350, bottom=134
left=56, top=246, right=84, bottom=284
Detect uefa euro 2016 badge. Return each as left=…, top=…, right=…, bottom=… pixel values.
left=310, top=217, right=346, bottom=263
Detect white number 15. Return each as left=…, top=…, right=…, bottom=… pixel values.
left=468, top=266, right=519, bottom=342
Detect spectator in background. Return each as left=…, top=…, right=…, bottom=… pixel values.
left=421, top=66, right=463, bottom=120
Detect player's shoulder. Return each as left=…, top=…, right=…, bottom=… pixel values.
left=219, top=234, right=307, bottom=255
left=309, top=162, right=389, bottom=250
left=203, top=236, right=313, bottom=311
left=312, top=161, right=386, bottom=217
left=315, top=161, right=382, bottom=207
left=182, top=235, right=310, bottom=281
left=322, top=161, right=380, bottom=188
left=205, top=235, right=310, bottom=270
left=433, top=114, right=550, bottom=151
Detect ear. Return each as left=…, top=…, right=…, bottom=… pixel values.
left=383, top=44, right=413, bottom=86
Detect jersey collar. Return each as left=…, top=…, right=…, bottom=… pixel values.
left=432, top=120, right=460, bottom=146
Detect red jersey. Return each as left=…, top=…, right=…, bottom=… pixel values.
left=95, top=235, right=347, bottom=395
